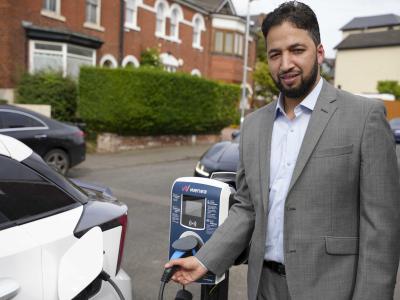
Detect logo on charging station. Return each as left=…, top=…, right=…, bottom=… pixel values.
left=182, top=185, right=191, bottom=192
left=182, top=185, right=207, bottom=195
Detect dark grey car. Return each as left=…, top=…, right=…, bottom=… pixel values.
left=0, top=105, right=85, bottom=174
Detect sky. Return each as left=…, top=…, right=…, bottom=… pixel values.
left=231, top=0, right=400, bottom=58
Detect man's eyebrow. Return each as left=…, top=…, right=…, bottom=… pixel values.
left=267, top=43, right=307, bottom=54
left=267, top=48, right=280, bottom=55
left=289, top=43, right=306, bottom=49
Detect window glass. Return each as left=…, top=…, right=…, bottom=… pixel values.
left=67, top=45, right=93, bottom=57
left=125, top=0, right=136, bottom=25
left=43, top=0, right=57, bottom=12
left=0, top=112, right=45, bottom=129
left=86, top=0, right=99, bottom=24
left=33, top=50, right=63, bottom=73
left=35, top=43, right=62, bottom=52
left=0, top=156, right=76, bottom=227
left=237, top=34, right=244, bottom=56
left=156, top=3, right=165, bottom=34
left=225, top=32, right=234, bottom=53
left=234, top=33, right=243, bottom=56
left=170, top=9, right=179, bottom=38
left=215, top=31, right=223, bottom=52
left=193, top=18, right=201, bottom=47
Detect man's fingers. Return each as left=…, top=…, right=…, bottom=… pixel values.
left=164, top=258, right=184, bottom=268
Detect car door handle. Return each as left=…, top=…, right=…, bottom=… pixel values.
left=0, top=278, right=20, bottom=300
left=34, top=134, right=47, bottom=139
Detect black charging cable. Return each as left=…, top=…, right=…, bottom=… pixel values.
left=158, top=265, right=180, bottom=300
left=158, top=236, right=200, bottom=300
left=99, top=270, right=126, bottom=300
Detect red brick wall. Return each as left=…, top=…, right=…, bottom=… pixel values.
left=0, top=0, right=256, bottom=90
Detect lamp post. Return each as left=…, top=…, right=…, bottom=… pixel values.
left=240, top=0, right=255, bottom=126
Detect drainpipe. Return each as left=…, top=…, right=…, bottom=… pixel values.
left=119, top=0, right=125, bottom=66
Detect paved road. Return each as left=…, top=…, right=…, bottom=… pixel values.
left=69, top=144, right=400, bottom=300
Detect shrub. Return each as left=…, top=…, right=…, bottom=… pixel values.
left=78, top=67, right=240, bottom=135
left=377, top=80, right=400, bottom=99
left=140, top=47, right=162, bottom=69
left=16, top=72, right=78, bottom=121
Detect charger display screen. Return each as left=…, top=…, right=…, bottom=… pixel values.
left=181, top=195, right=205, bottom=229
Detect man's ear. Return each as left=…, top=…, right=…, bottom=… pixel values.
left=317, top=44, right=325, bottom=65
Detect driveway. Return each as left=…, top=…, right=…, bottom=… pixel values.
left=69, top=144, right=400, bottom=300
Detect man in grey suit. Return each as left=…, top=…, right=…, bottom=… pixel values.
left=166, top=2, right=400, bottom=299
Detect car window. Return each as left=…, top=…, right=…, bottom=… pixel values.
left=0, top=155, right=77, bottom=228
left=0, top=111, right=45, bottom=129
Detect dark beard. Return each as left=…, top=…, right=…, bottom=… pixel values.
left=274, top=59, right=319, bottom=99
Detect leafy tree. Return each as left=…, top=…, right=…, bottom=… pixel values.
left=377, top=80, right=400, bottom=99
left=253, top=61, right=279, bottom=102
left=253, top=31, right=278, bottom=104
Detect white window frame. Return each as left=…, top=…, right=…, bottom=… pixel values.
left=169, top=4, right=183, bottom=42
left=41, top=0, right=65, bottom=22
left=100, top=54, right=118, bottom=68
left=125, top=0, right=141, bottom=31
left=122, top=55, right=140, bottom=68
left=192, top=14, right=205, bottom=50
left=154, top=0, right=169, bottom=37
left=84, top=0, right=105, bottom=32
left=29, top=40, right=96, bottom=78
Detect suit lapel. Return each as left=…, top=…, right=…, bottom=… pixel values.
left=259, top=101, right=277, bottom=216
left=286, top=81, right=338, bottom=199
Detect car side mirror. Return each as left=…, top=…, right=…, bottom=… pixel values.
left=0, top=278, right=19, bottom=300
left=58, top=227, right=103, bottom=300
left=231, top=130, right=240, bottom=140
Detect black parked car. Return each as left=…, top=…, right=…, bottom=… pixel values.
left=0, top=105, right=85, bottom=174
left=389, top=118, right=400, bottom=143
left=194, top=131, right=240, bottom=178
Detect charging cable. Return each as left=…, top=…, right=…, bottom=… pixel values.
left=158, top=236, right=200, bottom=300
left=99, top=270, right=125, bottom=300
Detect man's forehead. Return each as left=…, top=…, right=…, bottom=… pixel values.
left=266, top=22, right=314, bottom=50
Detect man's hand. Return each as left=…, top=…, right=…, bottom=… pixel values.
left=164, top=256, right=208, bottom=285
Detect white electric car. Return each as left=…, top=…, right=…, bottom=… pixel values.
left=0, top=134, right=132, bottom=300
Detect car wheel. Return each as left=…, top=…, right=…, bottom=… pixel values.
left=44, top=149, right=70, bottom=175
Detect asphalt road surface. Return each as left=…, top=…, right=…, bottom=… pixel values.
left=69, top=144, right=400, bottom=300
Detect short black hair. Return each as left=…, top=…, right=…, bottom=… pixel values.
left=261, top=1, right=321, bottom=46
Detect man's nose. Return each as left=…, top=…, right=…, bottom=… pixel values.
left=280, top=53, right=294, bottom=71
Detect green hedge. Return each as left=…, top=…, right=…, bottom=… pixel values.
left=78, top=67, right=240, bottom=135
left=16, top=72, right=78, bottom=121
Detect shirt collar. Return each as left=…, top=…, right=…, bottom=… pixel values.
left=275, top=77, right=323, bottom=118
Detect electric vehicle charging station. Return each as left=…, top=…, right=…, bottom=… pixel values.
left=160, top=174, right=241, bottom=300
left=169, top=177, right=232, bottom=284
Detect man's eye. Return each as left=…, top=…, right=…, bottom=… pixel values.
left=293, top=49, right=304, bottom=54
left=269, top=53, right=280, bottom=59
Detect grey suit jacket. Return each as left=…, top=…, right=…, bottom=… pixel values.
left=196, top=81, right=400, bottom=300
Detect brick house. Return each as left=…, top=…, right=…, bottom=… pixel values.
left=0, top=0, right=256, bottom=102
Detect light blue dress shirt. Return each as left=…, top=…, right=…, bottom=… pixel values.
left=264, top=78, right=323, bottom=263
